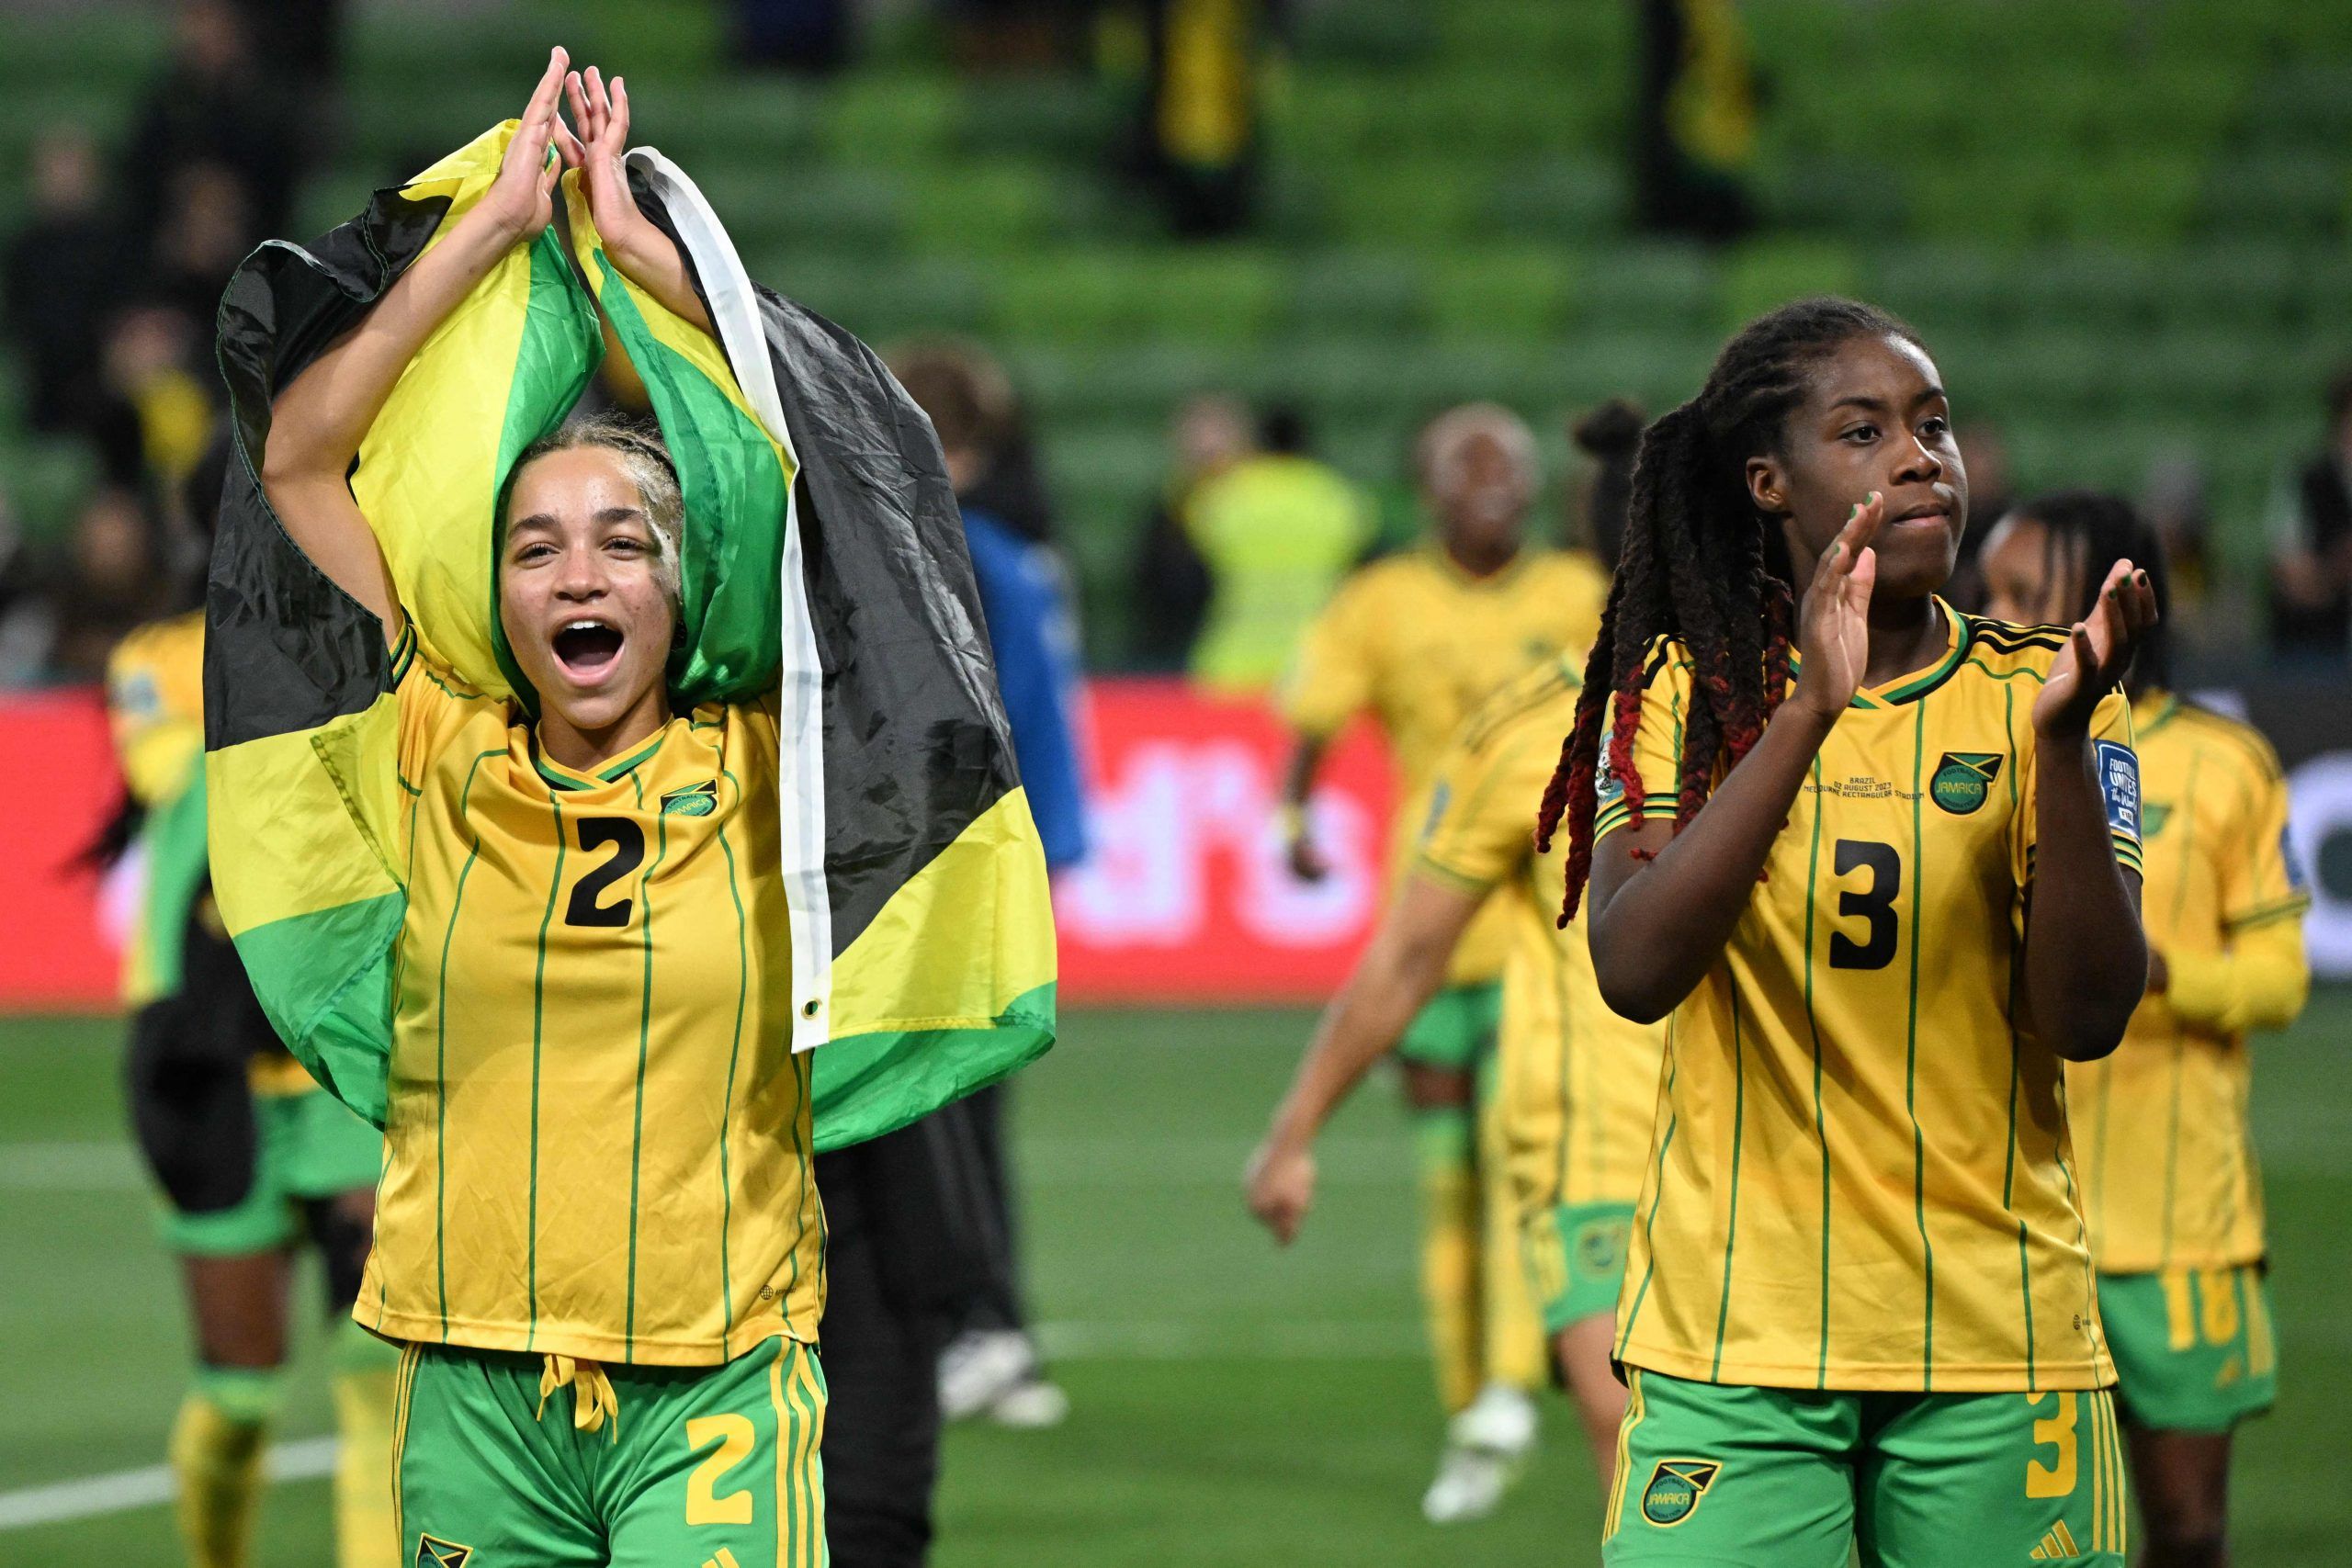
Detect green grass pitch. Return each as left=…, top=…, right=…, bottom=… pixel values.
left=3, top=998, right=2347, bottom=1564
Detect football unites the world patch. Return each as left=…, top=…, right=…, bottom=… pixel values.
left=1639, top=1459, right=1723, bottom=1526
left=1928, top=751, right=2005, bottom=815
left=2095, top=739, right=2142, bottom=837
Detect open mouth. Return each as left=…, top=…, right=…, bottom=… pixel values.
left=551, top=618, right=625, bottom=682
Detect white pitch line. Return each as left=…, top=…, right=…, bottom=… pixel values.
left=0, top=1436, right=337, bottom=1532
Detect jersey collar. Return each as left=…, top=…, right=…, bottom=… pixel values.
left=531, top=727, right=668, bottom=793
left=2132, top=690, right=2180, bottom=738
left=1787, top=596, right=1969, bottom=710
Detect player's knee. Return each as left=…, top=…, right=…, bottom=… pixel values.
left=1400, top=1062, right=1475, bottom=1111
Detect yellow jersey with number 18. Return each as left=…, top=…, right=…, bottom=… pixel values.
left=1599, top=604, right=2141, bottom=1393
left=1416, top=655, right=1667, bottom=1224
left=2067, top=694, right=2309, bottom=1275
left=360, top=627, right=826, bottom=1366
left=1283, top=547, right=1608, bottom=986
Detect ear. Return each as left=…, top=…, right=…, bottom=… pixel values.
left=1745, top=454, right=1789, bottom=518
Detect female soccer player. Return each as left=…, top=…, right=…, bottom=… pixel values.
left=255, top=54, right=826, bottom=1565
left=1275, top=403, right=1607, bottom=1520
left=1979, top=492, right=2308, bottom=1568
left=1543, top=298, right=2156, bottom=1565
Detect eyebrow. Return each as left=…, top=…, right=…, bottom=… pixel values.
left=1828, top=386, right=1947, bottom=414
left=596, top=506, right=648, bottom=525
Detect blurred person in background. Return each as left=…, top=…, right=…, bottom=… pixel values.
left=1272, top=402, right=1608, bottom=1522
left=1133, top=0, right=1265, bottom=237
left=92, top=300, right=216, bottom=494
left=1129, top=390, right=1252, bottom=670
left=149, top=162, right=260, bottom=327
left=48, top=484, right=169, bottom=682
left=1942, top=420, right=2013, bottom=612
left=2142, top=451, right=2226, bottom=656
left=1, top=127, right=124, bottom=436
left=1568, top=397, right=1645, bottom=566
left=1250, top=400, right=1658, bottom=1497
left=732, top=0, right=854, bottom=73
left=1632, top=0, right=1758, bottom=242
left=102, top=436, right=396, bottom=1568
left=1185, top=403, right=1369, bottom=692
left=0, top=490, right=57, bottom=685
left=2264, top=367, right=2352, bottom=661
left=123, top=0, right=302, bottom=241
left=1980, top=491, right=2308, bottom=1568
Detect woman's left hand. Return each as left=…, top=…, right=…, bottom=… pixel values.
left=2035, top=559, right=2157, bottom=739
left=477, top=48, right=577, bottom=247
left=564, top=66, right=658, bottom=263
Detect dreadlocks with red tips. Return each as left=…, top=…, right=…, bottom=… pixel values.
left=1535, top=297, right=1924, bottom=924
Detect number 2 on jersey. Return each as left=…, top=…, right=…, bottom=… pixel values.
left=566, top=818, right=645, bottom=928
left=1828, top=839, right=1901, bottom=970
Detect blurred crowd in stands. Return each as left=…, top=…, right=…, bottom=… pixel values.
left=3, top=0, right=2350, bottom=694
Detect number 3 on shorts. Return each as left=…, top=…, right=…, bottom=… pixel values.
left=2024, top=1392, right=2077, bottom=1499
left=687, top=1415, right=757, bottom=1525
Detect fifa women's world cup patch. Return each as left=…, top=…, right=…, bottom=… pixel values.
left=2094, top=741, right=2140, bottom=837
left=1928, top=751, right=2004, bottom=815
left=1638, top=1459, right=1723, bottom=1526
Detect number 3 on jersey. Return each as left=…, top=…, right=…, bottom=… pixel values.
left=566, top=817, right=646, bottom=928
left=1828, top=839, right=1901, bottom=970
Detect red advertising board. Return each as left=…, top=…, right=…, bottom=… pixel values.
left=1054, top=678, right=1395, bottom=1003
left=0, top=689, right=124, bottom=1012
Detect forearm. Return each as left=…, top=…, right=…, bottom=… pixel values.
left=603, top=225, right=712, bottom=334
left=1590, top=702, right=1833, bottom=1021
left=2163, top=921, right=2310, bottom=1035
left=1281, top=735, right=1329, bottom=813
left=2023, top=735, right=2147, bottom=1059
left=1265, top=885, right=1467, bottom=1150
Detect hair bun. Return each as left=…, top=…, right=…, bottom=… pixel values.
left=1573, top=399, right=1645, bottom=458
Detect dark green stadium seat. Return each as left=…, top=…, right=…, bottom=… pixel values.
left=1717, top=239, right=1861, bottom=334
left=1289, top=251, right=1426, bottom=336
left=899, top=163, right=1052, bottom=255
left=1425, top=249, right=1572, bottom=342
left=1486, top=157, right=1626, bottom=243
left=820, top=73, right=956, bottom=166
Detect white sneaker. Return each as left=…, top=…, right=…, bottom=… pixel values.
left=938, top=1330, right=1037, bottom=1422
left=987, top=1377, right=1070, bottom=1428
left=1420, top=1384, right=1539, bottom=1524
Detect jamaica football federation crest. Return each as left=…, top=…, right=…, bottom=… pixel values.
left=415, top=1534, right=473, bottom=1568
left=661, top=780, right=719, bottom=818
left=1928, top=751, right=2005, bottom=816
left=1640, top=1459, right=1722, bottom=1526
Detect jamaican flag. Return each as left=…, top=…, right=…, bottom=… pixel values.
left=206, top=123, right=1055, bottom=1148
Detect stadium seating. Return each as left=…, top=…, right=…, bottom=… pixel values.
left=0, top=0, right=2344, bottom=662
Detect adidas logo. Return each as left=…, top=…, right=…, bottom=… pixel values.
left=2028, top=1519, right=2083, bottom=1560
left=701, top=1550, right=744, bottom=1568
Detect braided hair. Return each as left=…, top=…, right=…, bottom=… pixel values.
left=2006, top=490, right=2172, bottom=696
left=1535, top=297, right=1925, bottom=922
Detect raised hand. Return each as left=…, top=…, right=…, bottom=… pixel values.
left=2035, top=558, right=2157, bottom=739
left=479, top=48, right=576, bottom=246
left=566, top=66, right=655, bottom=253
left=1791, top=491, right=1884, bottom=719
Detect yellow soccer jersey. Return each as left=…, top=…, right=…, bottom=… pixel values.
left=1416, top=655, right=1666, bottom=1224
left=107, top=610, right=206, bottom=811
left=1283, top=547, right=1609, bottom=985
left=1596, top=604, right=2142, bottom=1393
left=361, top=629, right=825, bottom=1365
left=2068, top=695, right=2309, bottom=1275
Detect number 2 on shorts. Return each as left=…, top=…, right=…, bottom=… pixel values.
left=686, top=1414, right=756, bottom=1526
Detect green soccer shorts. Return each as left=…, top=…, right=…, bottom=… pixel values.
left=1396, top=980, right=1501, bottom=1073
left=1603, top=1369, right=2129, bottom=1566
left=392, top=1337, right=827, bottom=1568
left=2098, top=1265, right=2278, bottom=1434
left=160, top=1088, right=382, bottom=1256
left=1526, top=1201, right=1634, bottom=1336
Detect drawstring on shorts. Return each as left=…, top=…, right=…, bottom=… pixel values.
left=537, top=1355, right=619, bottom=1439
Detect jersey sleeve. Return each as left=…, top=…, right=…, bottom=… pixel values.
left=1591, top=641, right=1694, bottom=842
left=392, top=621, right=501, bottom=796
left=107, top=633, right=201, bottom=807
left=2012, top=686, right=2141, bottom=886
left=1277, top=575, right=1375, bottom=739
left=2219, top=737, right=2311, bottom=933
left=1417, top=711, right=1555, bottom=894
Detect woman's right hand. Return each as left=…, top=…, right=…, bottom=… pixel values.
left=1245, top=1136, right=1317, bottom=1246
left=1790, top=491, right=1884, bottom=719
left=475, top=48, right=578, bottom=247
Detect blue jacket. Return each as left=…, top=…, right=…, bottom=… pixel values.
left=963, top=506, right=1090, bottom=870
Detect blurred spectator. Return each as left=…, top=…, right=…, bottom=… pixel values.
left=228, top=0, right=345, bottom=81
left=1130, top=391, right=1252, bottom=670
left=122, top=0, right=302, bottom=241
left=0, top=493, right=57, bottom=686
left=2267, top=367, right=2352, bottom=660
left=732, top=0, right=854, bottom=72
left=1633, top=0, right=1758, bottom=242
left=1, top=129, right=124, bottom=435
left=47, top=486, right=169, bottom=682
left=1133, top=0, right=1266, bottom=237
left=1184, top=404, right=1372, bottom=693
left=1567, top=398, right=1645, bottom=567
left=149, top=163, right=256, bottom=325
left=2142, top=450, right=2227, bottom=652
left=945, top=0, right=1097, bottom=73
left=90, top=303, right=214, bottom=494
